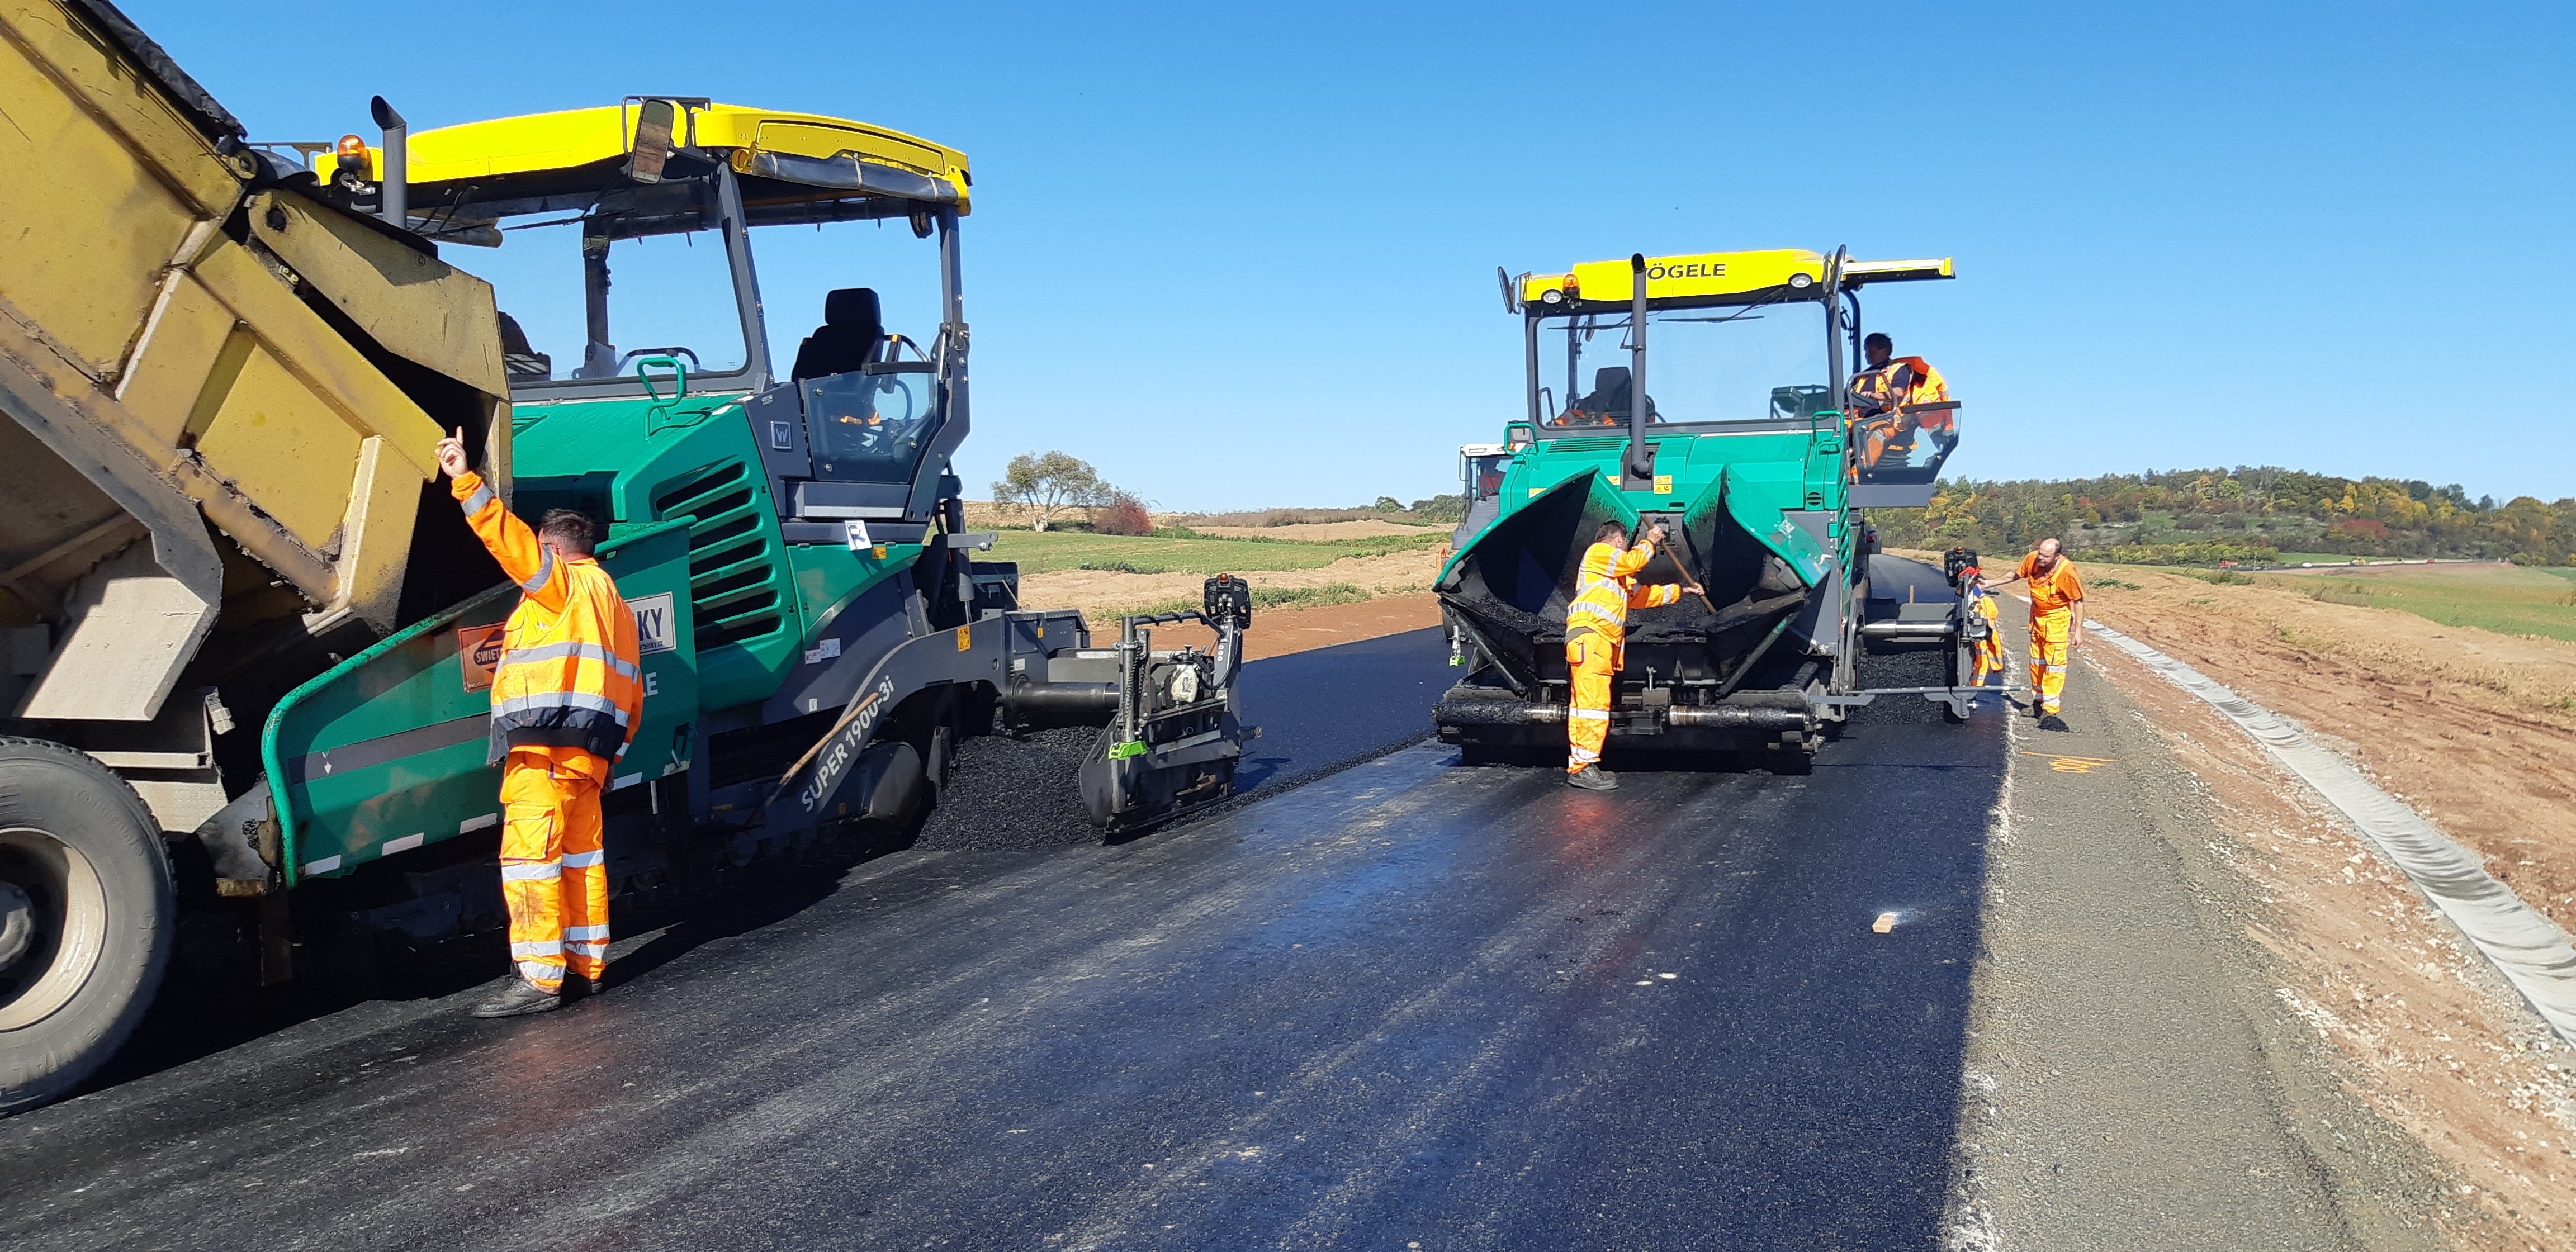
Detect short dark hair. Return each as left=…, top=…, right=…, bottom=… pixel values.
left=1595, top=519, right=1629, bottom=544
left=1863, top=331, right=1892, bottom=351
left=538, top=509, right=597, bottom=556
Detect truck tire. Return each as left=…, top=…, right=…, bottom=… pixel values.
left=0, top=738, right=174, bottom=1115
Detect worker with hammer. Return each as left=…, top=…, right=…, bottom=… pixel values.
left=1563, top=519, right=1700, bottom=790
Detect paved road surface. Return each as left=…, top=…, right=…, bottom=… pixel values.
left=1, top=561, right=2435, bottom=1249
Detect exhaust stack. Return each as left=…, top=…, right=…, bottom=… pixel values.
left=1625, top=253, right=1651, bottom=489
left=370, top=96, right=406, bottom=228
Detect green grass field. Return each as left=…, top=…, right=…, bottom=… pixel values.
left=2260, top=564, right=2576, bottom=641
left=988, top=528, right=1445, bottom=576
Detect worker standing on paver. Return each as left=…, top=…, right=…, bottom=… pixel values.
left=434, top=428, right=645, bottom=1018
left=1564, top=520, right=1699, bottom=790
left=1982, top=538, right=2085, bottom=729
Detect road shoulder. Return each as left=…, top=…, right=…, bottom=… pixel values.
left=1945, top=615, right=2455, bottom=1250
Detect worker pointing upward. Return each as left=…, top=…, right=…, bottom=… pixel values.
left=434, top=428, right=645, bottom=1019
left=1562, top=519, right=1699, bottom=790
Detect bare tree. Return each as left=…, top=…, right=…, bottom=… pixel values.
left=993, top=450, right=1111, bottom=532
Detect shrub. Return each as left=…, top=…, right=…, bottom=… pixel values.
left=1096, top=490, right=1152, bottom=537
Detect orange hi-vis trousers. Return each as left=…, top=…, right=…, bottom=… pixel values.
left=2029, top=608, right=2072, bottom=715
left=1969, top=597, right=2006, bottom=686
left=500, top=748, right=609, bottom=993
left=1566, top=635, right=1616, bottom=772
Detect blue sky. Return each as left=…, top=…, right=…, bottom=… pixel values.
left=131, top=1, right=2572, bottom=511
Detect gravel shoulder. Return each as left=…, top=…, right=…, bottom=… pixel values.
left=1949, top=614, right=2457, bottom=1250
left=2072, top=623, right=2576, bottom=1250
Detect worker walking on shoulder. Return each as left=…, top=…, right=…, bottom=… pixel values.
left=434, top=429, right=645, bottom=1018
left=1563, top=519, right=1699, bottom=790
left=1981, top=538, right=2084, bottom=728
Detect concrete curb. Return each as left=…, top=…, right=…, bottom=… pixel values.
left=2086, top=620, right=2576, bottom=1049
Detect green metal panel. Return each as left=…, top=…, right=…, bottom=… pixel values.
left=787, top=540, right=923, bottom=636
left=511, top=390, right=807, bottom=712
left=263, top=520, right=700, bottom=884
left=1438, top=422, right=1843, bottom=589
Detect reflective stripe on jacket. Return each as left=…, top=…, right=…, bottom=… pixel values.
left=1563, top=539, right=1682, bottom=664
left=452, top=470, right=645, bottom=766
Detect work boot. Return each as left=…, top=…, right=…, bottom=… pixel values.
left=2038, top=713, right=2069, bottom=733
left=564, top=971, right=604, bottom=999
left=1566, top=765, right=1619, bottom=791
left=470, top=976, right=561, bottom=1019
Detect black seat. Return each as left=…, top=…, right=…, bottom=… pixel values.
left=790, top=288, right=884, bottom=381
left=1575, top=366, right=1659, bottom=422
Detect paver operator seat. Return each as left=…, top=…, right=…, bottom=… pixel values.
left=792, top=287, right=887, bottom=381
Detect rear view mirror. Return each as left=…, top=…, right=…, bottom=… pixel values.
left=628, top=99, right=677, bottom=184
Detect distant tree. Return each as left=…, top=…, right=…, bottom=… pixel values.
left=1372, top=496, right=1403, bottom=512
left=1410, top=494, right=1466, bottom=523
left=993, top=451, right=1110, bottom=532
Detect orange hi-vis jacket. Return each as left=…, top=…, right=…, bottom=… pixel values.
left=1564, top=539, right=1683, bottom=665
left=451, top=470, right=645, bottom=770
left=2018, top=551, right=2085, bottom=615
left=1851, top=356, right=1955, bottom=436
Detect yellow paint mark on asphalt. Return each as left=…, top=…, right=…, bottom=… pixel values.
left=2020, top=751, right=2115, bottom=774
left=1872, top=911, right=1899, bottom=933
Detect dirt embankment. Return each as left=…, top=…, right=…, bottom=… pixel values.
left=2082, top=636, right=2576, bottom=1250
left=1183, top=520, right=1447, bottom=541
left=2076, top=568, right=2576, bottom=937
left=1015, top=546, right=1446, bottom=629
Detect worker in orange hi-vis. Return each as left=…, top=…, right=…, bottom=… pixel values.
left=1981, top=537, right=2085, bottom=728
left=433, top=428, right=645, bottom=1019
left=1562, top=519, right=1699, bottom=791
left=1961, top=565, right=2007, bottom=692
left=1847, top=332, right=1954, bottom=470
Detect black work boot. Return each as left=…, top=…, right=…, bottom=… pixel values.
left=1566, top=765, right=1620, bottom=791
left=470, top=976, right=562, bottom=1019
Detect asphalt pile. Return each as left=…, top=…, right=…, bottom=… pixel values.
left=910, top=724, right=1105, bottom=852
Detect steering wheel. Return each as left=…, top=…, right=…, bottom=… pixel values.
left=617, top=346, right=702, bottom=370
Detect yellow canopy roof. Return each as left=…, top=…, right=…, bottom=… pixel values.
left=1518, top=250, right=1952, bottom=309
left=323, top=101, right=971, bottom=212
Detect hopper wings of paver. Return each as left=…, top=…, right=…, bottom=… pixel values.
left=1432, top=248, right=1988, bottom=766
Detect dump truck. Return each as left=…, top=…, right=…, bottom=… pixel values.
left=1, top=1, right=1250, bottom=1112
left=1432, top=248, right=1982, bottom=767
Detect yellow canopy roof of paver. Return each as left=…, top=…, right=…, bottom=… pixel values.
left=325, top=101, right=970, bottom=211
left=1518, top=250, right=1952, bottom=309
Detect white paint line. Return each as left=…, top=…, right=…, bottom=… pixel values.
left=2088, top=619, right=2576, bottom=1049
left=301, top=855, right=341, bottom=876
left=460, top=812, right=499, bottom=834
left=381, top=832, right=425, bottom=855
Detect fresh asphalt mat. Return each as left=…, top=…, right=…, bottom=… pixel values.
left=0, top=614, right=2005, bottom=1249
left=0, top=572, right=2450, bottom=1250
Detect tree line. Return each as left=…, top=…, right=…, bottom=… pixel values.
left=1866, top=467, right=2575, bottom=566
